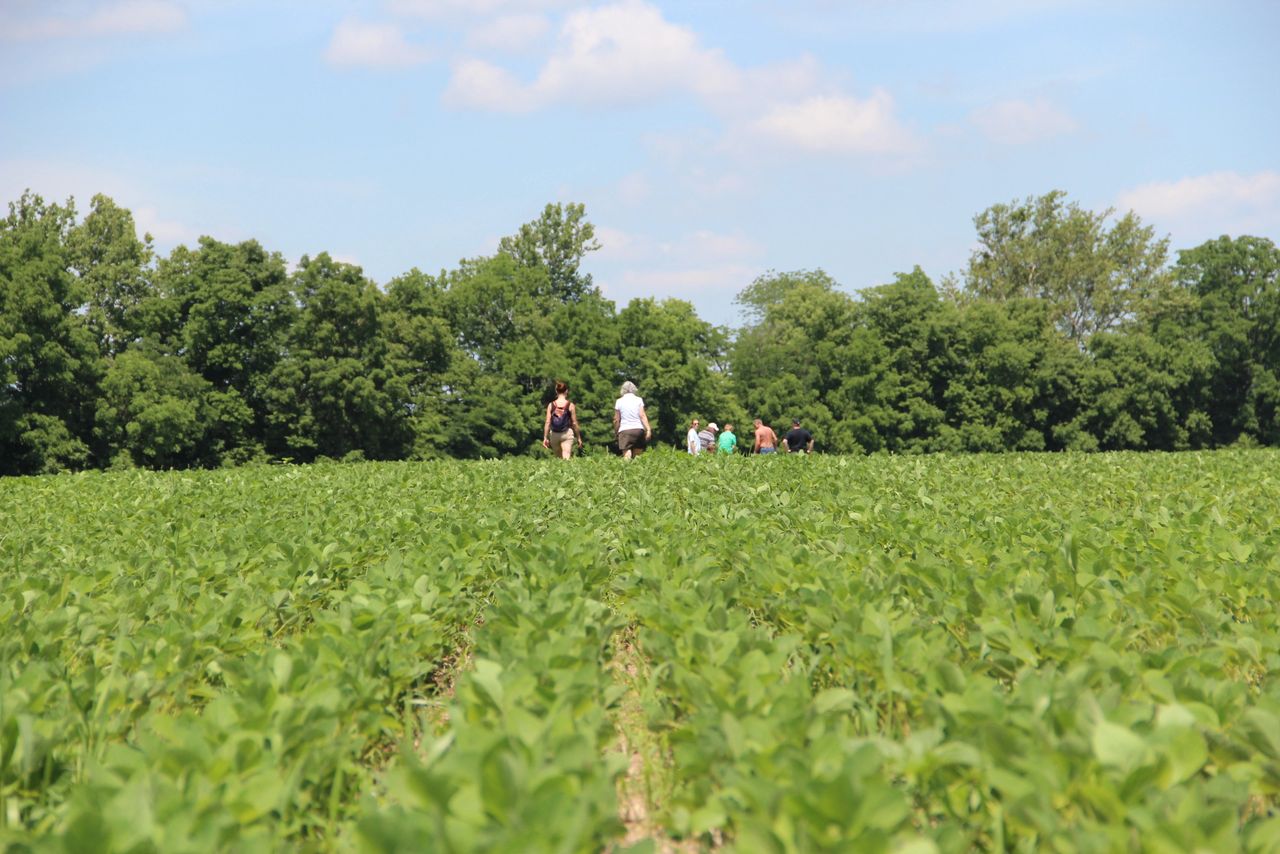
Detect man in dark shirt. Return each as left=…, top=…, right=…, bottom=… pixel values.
left=783, top=419, right=814, bottom=454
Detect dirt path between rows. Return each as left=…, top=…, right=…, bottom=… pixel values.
left=609, top=626, right=717, bottom=853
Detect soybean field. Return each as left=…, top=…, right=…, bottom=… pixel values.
left=2, top=451, right=1279, bottom=852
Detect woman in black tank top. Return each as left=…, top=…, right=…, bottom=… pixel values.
left=542, top=381, right=582, bottom=459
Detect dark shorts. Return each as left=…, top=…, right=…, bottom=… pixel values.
left=617, top=429, right=646, bottom=451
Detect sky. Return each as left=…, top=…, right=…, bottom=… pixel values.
left=2, top=0, right=1278, bottom=326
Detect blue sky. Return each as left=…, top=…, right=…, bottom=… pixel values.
left=2, top=0, right=1277, bottom=326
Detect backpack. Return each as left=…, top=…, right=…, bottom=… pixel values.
left=550, top=401, right=572, bottom=432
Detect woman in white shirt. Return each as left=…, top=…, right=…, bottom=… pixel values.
left=686, top=418, right=701, bottom=455
left=612, top=381, right=651, bottom=459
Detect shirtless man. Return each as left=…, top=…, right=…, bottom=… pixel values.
left=751, top=418, right=778, bottom=454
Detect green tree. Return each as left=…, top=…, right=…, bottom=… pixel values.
left=149, top=237, right=293, bottom=391
left=731, top=270, right=858, bottom=451
left=263, top=253, right=405, bottom=461
left=383, top=268, right=457, bottom=458
left=439, top=239, right=632, bottom=456
left=1172, top=235, right=1280, bottom=445
left=66, top=193, right=153, bottom=358
left=965, top=191, right=1171, bottom=341
left=95, top=346, right=253, bottom=468
left=852, top=268, right=949, bottom=452
left=147, top=237, right=295, bottom=460
left=934, top=298, right=1088, bottom=452
left=1066, top=331, right=1214, bottom=450
left=445, top=254, right=553, bottom=371
left=0, top=192, right=101, bottom=474
left=615, top=297, right=736, bottom=446
left=497, top=202, right=601, bottom=303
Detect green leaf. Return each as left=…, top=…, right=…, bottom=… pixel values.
left=1093, top=720, right=1149, bottom=773
left=814, top=688, right=856, bottom=715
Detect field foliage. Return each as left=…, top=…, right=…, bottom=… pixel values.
left=2, top=451, right=1279, bottom=851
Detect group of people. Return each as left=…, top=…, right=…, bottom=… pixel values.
left=542, top=380, right=814, bottom=459
left=685, top=417, right=813, bottom=456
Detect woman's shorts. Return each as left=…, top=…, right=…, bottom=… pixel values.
left=617, top=429, right=646, bottom=451
left=549, top=429, right=574, bottom=452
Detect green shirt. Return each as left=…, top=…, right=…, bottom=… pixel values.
left=717, top=430, right=737, bottom=454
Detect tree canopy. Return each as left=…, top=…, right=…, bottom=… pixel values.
left=1, top=188, right=1277, bottom=474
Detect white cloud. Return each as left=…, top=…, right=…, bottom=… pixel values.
left=1, top=0, right=187, bottom=41
left=592, top=228, right=761, bottom=305
left=464, top=13, right=551, bottom=52
left=770, top=0, right=1095, bottom=36
left=686, top=230, right=761, bottom=260
left=595, top=225, right=762, bottom=264
left=325, top=19, right=430, bottom=68
left=1116, top=171, right=1280, bottom=237
left=750, top=92, right=917, bottom=155
left=0, top=157, right=131, bottom=209
left=615, top=172, right=650, bottom=206
left=613, top=263, right=758, bottom=299
left=595, top=225, right=640, bottom=260
left=969, top=97, right=1077, bottom=145
left=389, top=0, right=581, bottom=21
left=0, top=158, right=207, bottom=248
left=536, top=1, right=737, bottom=106
left=443, top=1, right=915, bottom=162
left=445, top=59, right=533, bottom=111
left=446, top=0, right=738, bottom=110
left=709, top=54, right=827, bottom=119
left=133, top=205, right=198, bottom=243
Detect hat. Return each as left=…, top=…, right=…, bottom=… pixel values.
left=707, top=422, right=718, bottom=431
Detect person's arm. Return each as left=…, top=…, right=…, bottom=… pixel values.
left=782, top=435, right=791, bottom=453
left=640, top=406, right=651, bottom=439
left=751, top=432, right=758, bottom=453
left=806, top=435, right=814, bottom=453
left=570, top=403, right=582, bottom=447
left=612, top=407, right=620, bottom=435
left=542, top=403, right=552, bottom=448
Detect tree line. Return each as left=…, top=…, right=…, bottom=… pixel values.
left=2, top=189, right=1277, bottom=475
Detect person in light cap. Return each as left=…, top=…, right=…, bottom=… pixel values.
left=697, top=422, right=719, bottom=454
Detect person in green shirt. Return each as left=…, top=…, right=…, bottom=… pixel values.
left=717, top=423, right=738, bottom=454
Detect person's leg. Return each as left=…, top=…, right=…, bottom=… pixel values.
left=558, top=430, right=574, bottom=459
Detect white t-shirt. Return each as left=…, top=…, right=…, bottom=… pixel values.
left=686, top=428, right=700, bottom=454
left=615, top=393, right=645, bottom=432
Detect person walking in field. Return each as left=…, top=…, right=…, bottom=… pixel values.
left=613, top=380, right=651, bottom=459
left=687, top=418, right=702, bottom=455
left=717, top=423, right=738, bottom=455
left=698, top=422, right=719, bottom=453
left=783, top=418, right=814, bottom=454
left=542, top=381, right=582, bottom=459
left=751, top=418, right=778, bottom=454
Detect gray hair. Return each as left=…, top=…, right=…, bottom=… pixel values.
left=620, top=380, right=638, bottom=395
